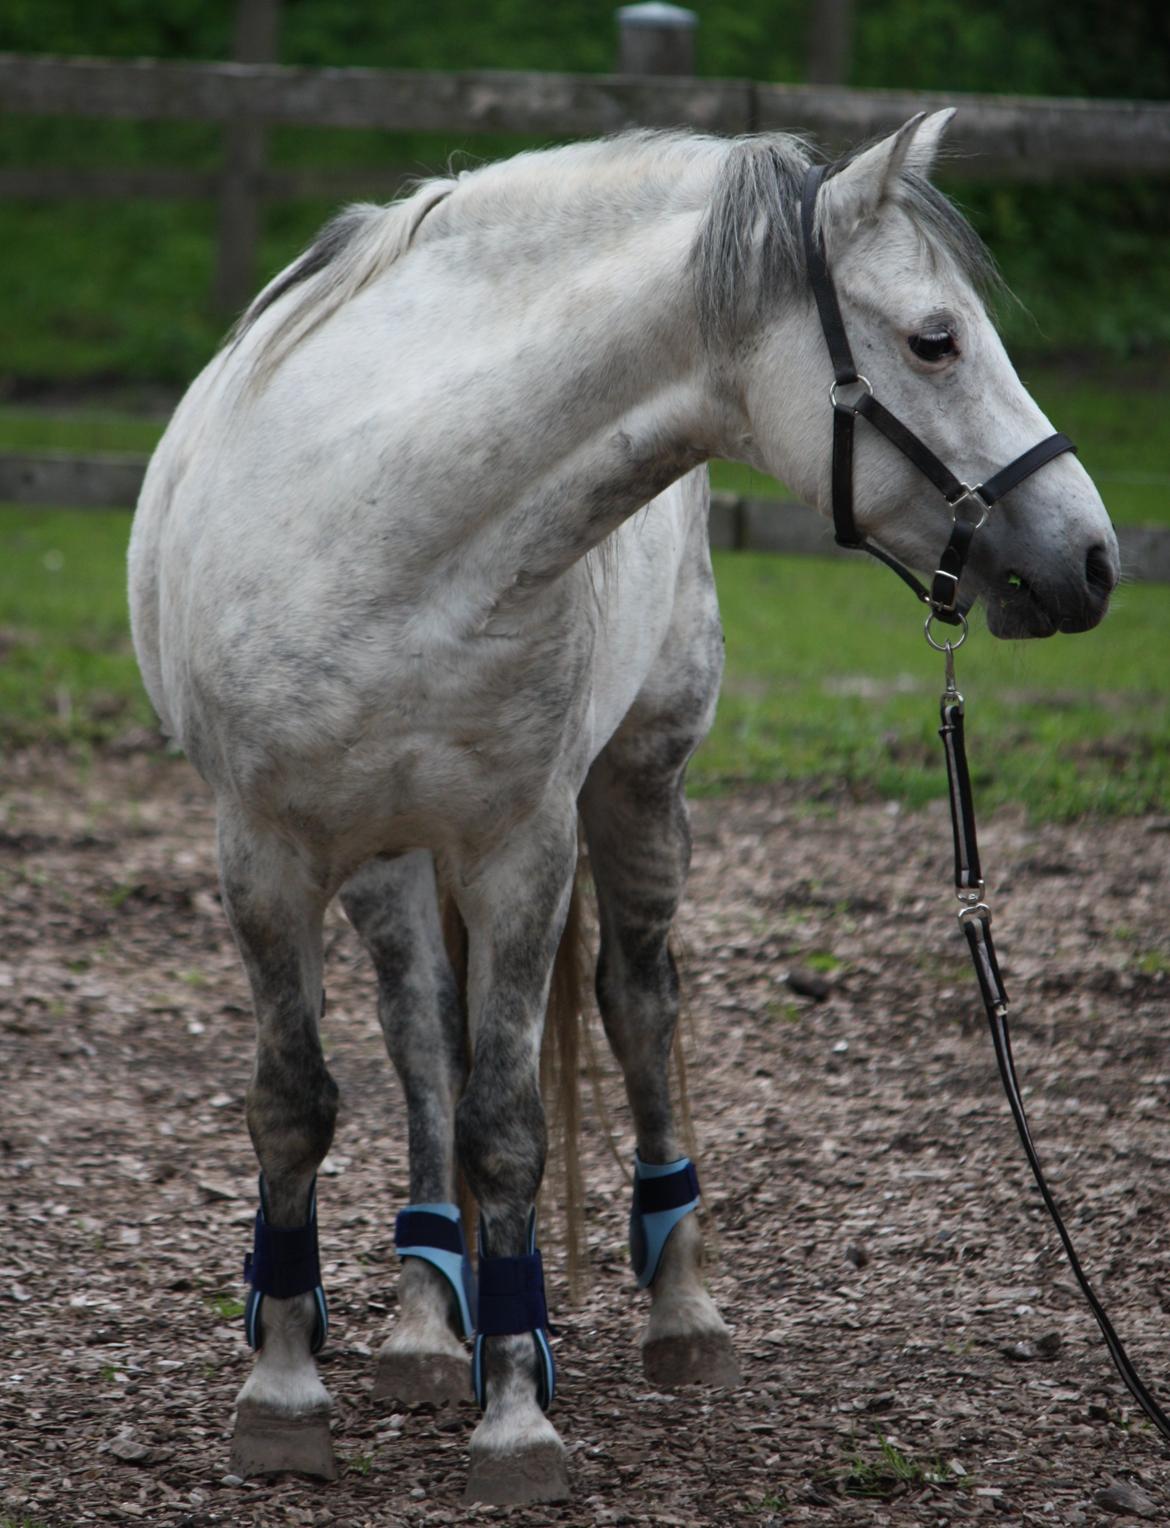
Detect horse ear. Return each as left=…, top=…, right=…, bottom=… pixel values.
left=820, top=109, right=956, bottom=241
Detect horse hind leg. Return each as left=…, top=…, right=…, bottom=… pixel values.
left=339, top=851, right=470, bottom=1406
left=581, top=732, right=741, bottom=1391
left=216, top=806, right=340, bottom=1479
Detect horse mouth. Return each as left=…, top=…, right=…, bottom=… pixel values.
left=985, top=563, right=1113, bottom=639
left=985, top=571, right=1058, bottom=640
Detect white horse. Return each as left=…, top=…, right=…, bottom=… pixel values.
left=128, top=111, right=1117, bottom=1505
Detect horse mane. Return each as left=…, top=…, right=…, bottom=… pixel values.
left=227, top=176, right=455, bottom=387
left=227, top=128, right=999, bottom=387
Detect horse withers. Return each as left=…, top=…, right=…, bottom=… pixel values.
left=127, top=111, right=1117, bottom=1505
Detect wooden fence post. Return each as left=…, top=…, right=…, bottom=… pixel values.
left=214, top=0, right=281, bottom=316
left=616, top=2, right=698, bottom=77
left=806, top=0, right=854, bottom=85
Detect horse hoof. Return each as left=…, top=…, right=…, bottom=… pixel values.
left=464, top=1437, right=570, bottom=1505
left=230, top=1403, right=338, bottom=1480
left=642, top=1330, right=742, bottom=1390
left=373, top=1348, right=470, bottom=1407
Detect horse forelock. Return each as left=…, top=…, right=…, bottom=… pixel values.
left=691, top=135, right=1002, bottom=350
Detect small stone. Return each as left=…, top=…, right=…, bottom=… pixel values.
left=110, top=1436, right=154, bottom=1465
left=409, top=1486, right=426, bottom=1499
left=844, top=1242, right=868, bottom=1269
left=197, top=1179, right=239, bottom=1202
left=1094, top=1481, right=1160, bottom=1519
left=786, top=969, right=831, bottom=1001
left=220, top=1474, right=244, bottom=1487
left=1003, top=1340, right=1038, bottom=1361
left=1004, top=1331, right=1061, bottom=1362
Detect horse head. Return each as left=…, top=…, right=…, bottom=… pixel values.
left=740, top=111, right=1119, bottom=637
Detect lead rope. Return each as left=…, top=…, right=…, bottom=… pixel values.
left=930, top=615, right=1170, bottom=1442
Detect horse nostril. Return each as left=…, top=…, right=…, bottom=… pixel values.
left=1085, top=543, right=1115, bottom=600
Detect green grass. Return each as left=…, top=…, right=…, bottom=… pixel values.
left=833, top=1435, right=963, bottom=1499
left=696, top=550, right=1170, bottom=817
left=1, top=443, right=1167, bottom=817
left=210, top=1293, right=246, bottom=1321
left=0, top=407, right=165, bottom=455
left=0, top=506, right=152, bottom=747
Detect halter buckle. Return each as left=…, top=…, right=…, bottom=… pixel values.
left=930, top=566, right=961, bottom=613
left=948, top=483, right=990, bottom=531
left=828, top=374, right=873, bottom=410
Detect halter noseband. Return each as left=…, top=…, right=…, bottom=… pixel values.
left=800, top=165, right=1076, bottom=626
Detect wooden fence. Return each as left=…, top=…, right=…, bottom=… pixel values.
left=5, top=54, right=1168, bottom=168
left=3, top=450, right=1167, bottom=580
left=3, top=0, right=1170, bottom=310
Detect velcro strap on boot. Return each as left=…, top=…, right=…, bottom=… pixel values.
left=395, top=1203, right=477, bottom=1340
left=630, top=1154, right=700, bottom=1289
left=472, top=1238, right=555, bottom=1411
left=476, top=1251, right=549, bottom=1335
left=243, top=1176, right=327, bottom=1354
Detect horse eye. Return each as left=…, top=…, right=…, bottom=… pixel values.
left=909, top=330, right=957, bottom=363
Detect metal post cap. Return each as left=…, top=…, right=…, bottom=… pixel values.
left=617, top=3, right=698, bottom=28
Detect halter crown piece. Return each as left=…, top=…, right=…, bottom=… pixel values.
left=799, top=165, right=1076, bottom=626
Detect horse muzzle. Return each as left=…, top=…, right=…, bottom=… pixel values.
left=984, top=537, right=1119, bottom=639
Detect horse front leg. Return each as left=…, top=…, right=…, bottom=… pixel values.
left=581, top=750, right=741, bottom=1390
left=217, top=806, right=340, bottom=1480
left=340, top=851, right=472, bottom=1406
left=453, top=811, right=578, bottom=1505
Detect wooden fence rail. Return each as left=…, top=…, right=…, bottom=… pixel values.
left=4, top=54, right=1170, bottom=178
left=3, top=450, right=1167, bottom=582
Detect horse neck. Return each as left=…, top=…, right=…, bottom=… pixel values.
left=402, top=163, right=739, bottom=564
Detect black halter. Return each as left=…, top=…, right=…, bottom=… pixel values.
left=800, top=165, right=1076, bottom=624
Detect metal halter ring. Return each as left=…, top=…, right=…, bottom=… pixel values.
left=828, top=374, right=873, bottom=409
left=924, top=611, right=969, bottom=652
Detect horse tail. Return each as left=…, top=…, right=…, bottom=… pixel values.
left=439, top=855, right=590, bottom=1298
left=230, top=177, right=455, bottom=388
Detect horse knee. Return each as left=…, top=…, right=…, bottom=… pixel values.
left=246, top=1050, right=339, bottom=1188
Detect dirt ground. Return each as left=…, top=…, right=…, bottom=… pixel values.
left=3, top=749, right=1170, bottom=1528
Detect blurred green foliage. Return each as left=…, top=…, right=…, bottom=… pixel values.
left=0, top=1, right=1167, bottom=384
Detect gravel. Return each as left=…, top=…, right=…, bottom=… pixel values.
left=2, top=749, right=1169, bottom=1526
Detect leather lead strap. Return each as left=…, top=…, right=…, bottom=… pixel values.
left=939, top=698, right=982, bottom=890
left=831, top=405, right=861, bottom=545
left=942, top=706, right=1170, bottom=1445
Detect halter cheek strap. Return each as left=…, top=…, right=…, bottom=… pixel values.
left=800, top=164, right=1076, bottom=623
